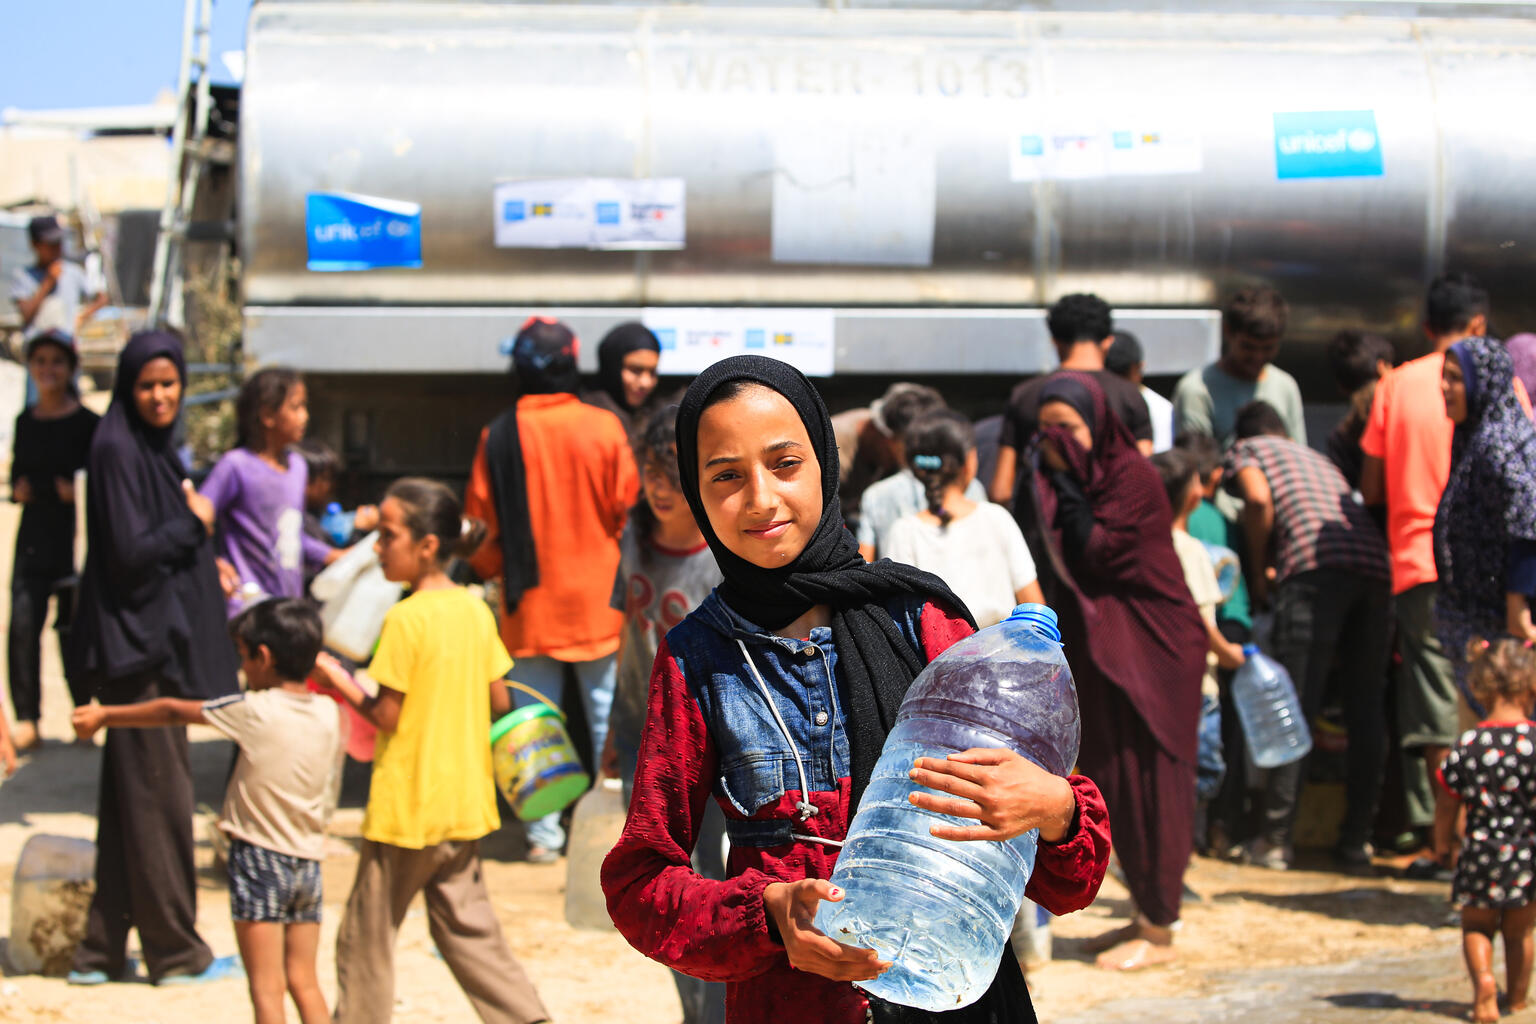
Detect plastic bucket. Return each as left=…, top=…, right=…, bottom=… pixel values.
left=491, top=682, right=591, bottom=821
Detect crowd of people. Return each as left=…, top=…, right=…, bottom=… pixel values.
left=5, top=204, right=1536, bottom=1023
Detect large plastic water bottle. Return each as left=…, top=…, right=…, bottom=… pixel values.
left=813, top=604, right=1079, bottom=1011
left=1231, top=644, right=1312, bottom=768
left=322, top=502, right=355, bottom=546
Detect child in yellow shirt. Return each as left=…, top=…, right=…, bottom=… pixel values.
left=315, top=477, right=549, bottom=1024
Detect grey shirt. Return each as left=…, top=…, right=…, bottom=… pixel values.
left=10, top=262, right=95, bottom=339
left=608, top=523, right=722, bottom=766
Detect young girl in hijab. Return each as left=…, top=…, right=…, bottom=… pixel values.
left=68, top=329, right=241, bottom=986
left=202, top=367, right=339, bottom=614
left=884, top=409, right=1044, bottom=629
left=1435, top=336, right=1536, bottom=707
left=465, top=317, right=638, bottom=861
left=584, top=321, right=663, bottom=438
left=1016, top=372, right=1206, bottom=972
left=1434, top=637, right=1536, bottom=1023
left=602, top=355, right=1109, bottom=1024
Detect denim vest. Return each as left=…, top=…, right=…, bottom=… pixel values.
left=664, top=590, right=929, bottom=849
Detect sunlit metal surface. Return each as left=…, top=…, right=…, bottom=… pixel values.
left=241, top=2, right=1536, bottom=371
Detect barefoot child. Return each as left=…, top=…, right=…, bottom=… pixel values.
left=72, top=598, right=340, bottom=1022
left=202, top=368, right=339, bottom=614
left=313, top=478, right=549, bottom=1024
left=602, top=355, right=1110, bottom=1023
left=1436, top=637, right=1536, bottom=1023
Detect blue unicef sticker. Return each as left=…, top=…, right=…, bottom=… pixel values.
left=595, top=201, right=621, bottom=225
left=744, top=328, right=766, bottom=349
left=1273, top=111, right=1384, bottom=180
left=655, top=327, right=677, bottom=351
left=1019, top=135, right=1045, bottom=157
left=306, top=192, right=422, bottom=271
left=503, top=200, right=526, bottom=223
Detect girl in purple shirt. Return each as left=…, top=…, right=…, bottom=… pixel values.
left=201, top=369, right=337, bottom=615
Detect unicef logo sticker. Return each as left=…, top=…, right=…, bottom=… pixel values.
left=1346, top=129, right=1377, bottom=153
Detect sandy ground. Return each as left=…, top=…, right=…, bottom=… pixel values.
left=0, top=495, right=1470, bottom=1023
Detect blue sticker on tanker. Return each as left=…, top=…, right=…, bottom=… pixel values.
left=1019, top=135, right=1044, bottom=157
left=595, top=201, right=621, bottom=225
left=1112, top=131, right=1133, bottom=150
left=655, top=328, right=677, bottom=351
left=744, top=329, right=765, bottom=349
left=306, top=192, right=421, bottom=272
left=503, top=200, right=525, bottom=223
left=1273, top=111, right=1383, bottom=180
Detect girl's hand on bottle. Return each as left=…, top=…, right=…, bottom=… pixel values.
left=908, top=749, right=1076, bottom=843
left=763, top=879, right=890, bottom=982
left=353, top=504, right=380, bottom=533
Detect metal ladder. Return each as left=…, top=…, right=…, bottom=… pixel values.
left=147, top=0, right=218, bottom=330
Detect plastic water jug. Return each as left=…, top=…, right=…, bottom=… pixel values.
left=1232, top=644, right=1312, bottom=768
left=813, top=604, right=1079, bottom=1011
left=9, top=835, right=96, bottom=976
left=564, top=778, right=626, bottom=931
left=321, top=502, right=355, bottom=546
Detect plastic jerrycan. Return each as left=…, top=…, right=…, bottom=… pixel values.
left=813, top=603, right=1079, bottom=1011
left=1231, top=644, right=1312, bottom=768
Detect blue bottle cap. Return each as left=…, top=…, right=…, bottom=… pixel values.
left=1005, top=603, right=1062, bottom=644
left=1242, top=643, right=1260, bottom=657
left=326, top=501, right=343, bottom=514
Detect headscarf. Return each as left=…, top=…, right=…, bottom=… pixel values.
left=1507, top=333, right=1536, bottom=404
left=484, top=318, right=581, bottom=611
left=674, top=356, right=976, bottom=812
left=597, top=322, right=661, bottom=412
left=69, top=330, right=238, bottom=699
left=1019, top=372, right=1206, bottom=761
left=1435, top=337, right=1536, bottom=628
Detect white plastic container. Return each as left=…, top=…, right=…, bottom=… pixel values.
left=9, top=835, right=96, bottom=976
left=564, top=778, right=625, bottom=932
left=310, top=533, right=403, bottom=661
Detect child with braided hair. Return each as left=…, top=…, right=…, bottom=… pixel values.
left=884, top=410, right=1043, bottom=628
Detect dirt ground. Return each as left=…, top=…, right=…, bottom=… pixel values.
left=0, top=495, right=1466, bottom=1023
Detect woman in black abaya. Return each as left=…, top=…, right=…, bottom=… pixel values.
left=68, top=329, right=240, bottom=985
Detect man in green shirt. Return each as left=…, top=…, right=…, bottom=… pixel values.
left=1173, top=286, right=1306, bottom=449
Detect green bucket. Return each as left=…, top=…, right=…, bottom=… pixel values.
left=490, top=683, right=591, bottom=822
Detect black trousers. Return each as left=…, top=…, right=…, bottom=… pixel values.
left=7, top=564, right=79, bottom=722
left=1263, top=568, right=1393, bottom=849
left=72, top=677, right=212, bottom=982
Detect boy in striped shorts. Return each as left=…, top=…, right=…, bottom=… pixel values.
left=74, top=598, right=340, bottom=1023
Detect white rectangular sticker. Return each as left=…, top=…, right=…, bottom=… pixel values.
left=642, top=308, right=835, bottom=378
left=493, top=178, right=685, bottom=250
left=771, top=120, right=935, bottom=267
left=1010, top=123, right=1201, bottom=182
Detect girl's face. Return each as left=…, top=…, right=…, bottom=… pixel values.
left=263, top=382, right=310, bottom=447
left=621, top=350, right=660, bottom=410
left=696, top=386, right=821, bottom=569
left=642, top=452, right=694, bottom=533
left=373, top=497, right=437, bottom=584
left=28, top=343, right=73, bottom=398
left=1443, top=355, right=1468, bottom=424
left=133, top=356, right=182, bottom=429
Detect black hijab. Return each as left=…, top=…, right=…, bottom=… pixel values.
left=674, top=356, right=976, bottom=810
left=70, top=330, right=238, bottom=700
left=597, top=322, right=661, bottom=412
left=485, top=318, right=581, bottom=611
left=677, top=360, right=1029, bottom=1023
